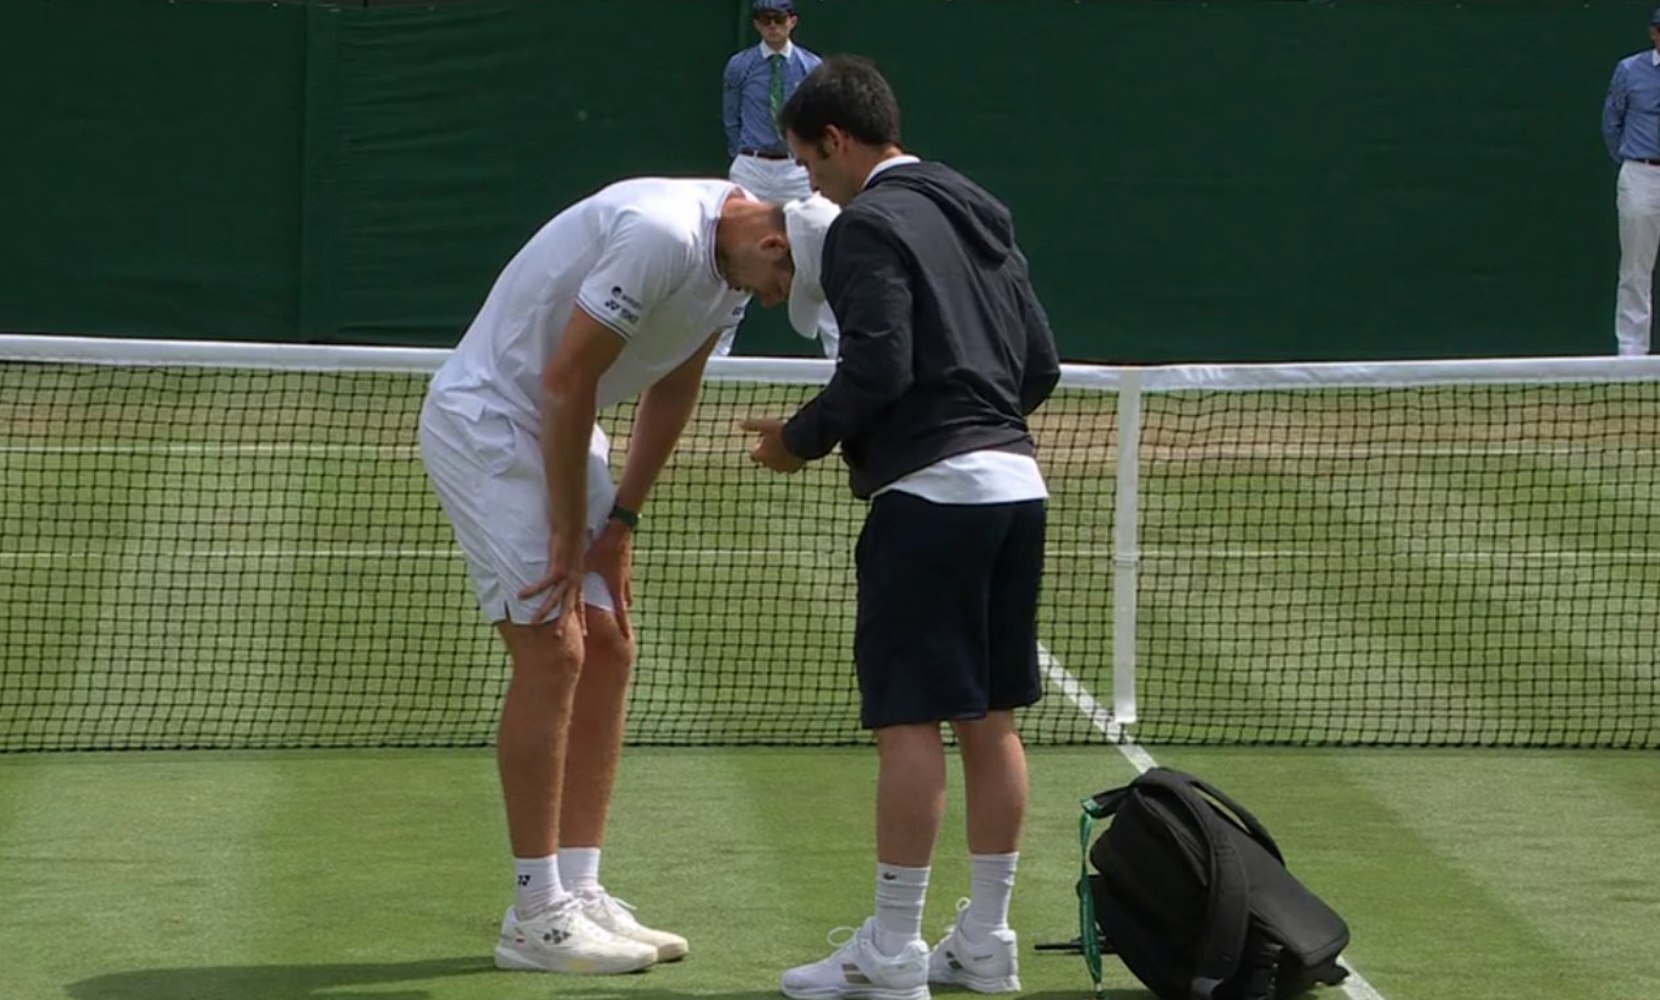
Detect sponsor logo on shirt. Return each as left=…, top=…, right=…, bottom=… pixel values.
left=602, top=285, right=642, bottom=326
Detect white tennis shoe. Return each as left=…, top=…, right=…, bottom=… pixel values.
left=927, top=900, right=1021, bottom=993
left=494, top=899, right=658, bottom=975
left=574, top=888, right=689, bottom=962
left=780, top=917, right=930, bottom=1000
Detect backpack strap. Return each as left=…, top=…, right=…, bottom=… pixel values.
left=1077, top=785, right=1130, bottom=998
left=1137, top=770, right=1253, bottom=1000
left=1184, top=774, right=1284, bottom=864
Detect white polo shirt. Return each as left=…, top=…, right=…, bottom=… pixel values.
left=430, top=178, right=750, bottom=426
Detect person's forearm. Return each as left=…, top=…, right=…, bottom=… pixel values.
left=614, top=376, right=701, bottom=513
left=781, top=360, right=911, bottom=462
left=541, top=380, right=599, bottom=547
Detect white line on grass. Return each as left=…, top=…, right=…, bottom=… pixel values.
left=0, top=443, right=421, bottom=456
left=3, top=546, right=1656, bottom=563
left=0, top=547, right=841, bottom=562
left=1139, top=549, right=1660, bottom=562
left=4, top=442, right=1656, bottom=460
left=1139, top=444, right=1660, bottom=460
left=0, top=549, right=456, bottom=560
left=1036, top=641, right=1390, bottom=1000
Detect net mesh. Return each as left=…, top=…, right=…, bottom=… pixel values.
left=0, top=346, right=1111, bottom=750
left=1131, top=383, right=1659, bottom=747
left=2, top=338, right=1656, bottom=750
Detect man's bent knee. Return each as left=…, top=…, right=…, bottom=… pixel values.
left=581, top=606, right=635, bottom=676
left=496, top=619, right=585, bottom=682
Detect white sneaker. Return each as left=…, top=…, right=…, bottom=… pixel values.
left=781, top=917, right=930, bottom=1000
left=575, top=888, right=689, bottom=962
left=927, top=900, right=1021, bottom=993
left=494, top=899, right=658, bottom=975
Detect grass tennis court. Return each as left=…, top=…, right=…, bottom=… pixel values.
left=3, top=351, right=1659, bottom=999
left=3, top=746, right=1658, bottom=1000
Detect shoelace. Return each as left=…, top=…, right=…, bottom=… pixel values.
left=934, top=897, right=972, bottom=938
left=531, top=896, right=626, bottom=942
left=823, top=925, right=859, bottom=950
left=579, top=890, right=642, bottom=928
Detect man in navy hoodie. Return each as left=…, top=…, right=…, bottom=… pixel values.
left=741, top=55, right=1061, bottom=1000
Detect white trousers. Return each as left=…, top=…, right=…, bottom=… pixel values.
left=729, top=153, right=812, bottom=203
left=1615, top=160, right=1660, bottom=356
left=722, top=154, right=837, bottom=359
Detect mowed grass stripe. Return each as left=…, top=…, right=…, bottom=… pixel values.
left=244, top=750, right=503, bottom=967
left=1338, top=750, right=1660, bottom=1000
left=0, top=754, right=289, bottom=1000
left=0, top=745, right=1651, bottom=1000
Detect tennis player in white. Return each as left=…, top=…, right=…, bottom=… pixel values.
left=420, top=178, right=838, bottom=975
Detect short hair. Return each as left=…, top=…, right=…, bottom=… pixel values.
left=777, top=55, right=901, bottom=148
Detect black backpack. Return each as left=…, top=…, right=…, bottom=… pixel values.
left=1075, top=768, right=1351, bottom=1000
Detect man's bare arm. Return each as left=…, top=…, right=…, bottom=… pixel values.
left=614, top=333, right=721, bottom=513
left=520, top=307, right=626, bottom=626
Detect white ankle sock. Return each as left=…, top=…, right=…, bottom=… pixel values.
left=558, top=847, right=602, bottom=895
left=513, top=855, right=563, bottom=918
left=873, top=863, right=930, bottom=955
left=963, top=852, right=1018, bottom=937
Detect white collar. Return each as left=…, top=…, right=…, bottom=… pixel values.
left=760, top=40, right=795, bottom=60
left=1651, top=49, right=1659, bottom=66
left=862, top=154, right=922, bottom=190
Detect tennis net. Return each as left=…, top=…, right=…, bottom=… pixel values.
left=2, top=335, right=1656, bottom=750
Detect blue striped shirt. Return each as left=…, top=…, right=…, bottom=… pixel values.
left=723, top=41, right=822, bottom=157
left=1604, top=49, right=1660, bottom=161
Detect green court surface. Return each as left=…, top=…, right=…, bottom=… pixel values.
left=3, top=362, right=1658, bottom=999
left=2, top=745, right=1657, bottom=1000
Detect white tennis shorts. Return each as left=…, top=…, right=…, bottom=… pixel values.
left=418, top=389, right=616, bottom=624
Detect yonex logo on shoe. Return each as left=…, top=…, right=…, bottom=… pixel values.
left=543, top=928, right=570, bottom=945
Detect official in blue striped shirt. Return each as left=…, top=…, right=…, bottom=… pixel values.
left=1603, top=7, right=1660, bottom=356
left=719, top=0, right=830, bottom=358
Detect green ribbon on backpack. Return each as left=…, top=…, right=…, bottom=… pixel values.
left=1078, top=795, right=1111, bottom=999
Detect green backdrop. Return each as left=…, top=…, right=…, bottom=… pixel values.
left=1, top=0, right=1653, bottom=361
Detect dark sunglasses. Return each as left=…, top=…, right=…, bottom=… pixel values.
left=754, top=12, right=791, bottom=25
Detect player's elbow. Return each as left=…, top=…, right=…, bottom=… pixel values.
left=540, top=366, right=596, bottom=414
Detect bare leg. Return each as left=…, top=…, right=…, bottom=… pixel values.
left=559, top=605, right=634, bottom=849
left=494, top=619, right=584, bottom=858
left=874, top=723, right=947, bottom=867
left=951, top=712, right=1028, bottom=855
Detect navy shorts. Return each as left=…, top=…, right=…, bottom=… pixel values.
left=853, top=491, right=1047, bottom=729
